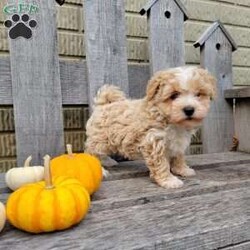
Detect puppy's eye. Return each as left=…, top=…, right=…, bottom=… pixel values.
left=196, top=92, right=203, bottom=97
left=170, top=92, right=180, bottom=100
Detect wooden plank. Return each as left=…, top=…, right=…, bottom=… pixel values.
left=0, top=59, right=151, bottom=105
left=148, top=0, right=186, bottom=74
left=225, top=87, right=250, bottom=99
left=2, top=59, right=249, bottom=104
left=199, top=27, right=235, bottom=153
left=59, top=61, right=88, bottom=105
left=235, top=99, right=250, bottom=153
left=0, top=187, right=249, bottom=249
left=0, top=153, right=249, bottom=248
left=92, top=163, right=250, bottom=211
left=103, top=152, right=250, bottom=181
left=9, top=1, right=64, bottom=165
left=128, top=63, right=150, bottom=98
left=223, top=241, right=250, bottom=250
left=84, top=0, right=129, bottom=109
left=1, top=152, right=250, bottom=192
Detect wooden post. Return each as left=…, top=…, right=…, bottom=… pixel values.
left=140, top=0, right=188, bottom=74
left=8, top=0, right=64, bottom=165
left=84, top=0, right=129, bottom=109
left=194, top=21, right=238, bottom=153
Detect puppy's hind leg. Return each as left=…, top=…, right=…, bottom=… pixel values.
left=84, top=139, right=118, bottom=178
left=141, top=130, right=183, bottom=189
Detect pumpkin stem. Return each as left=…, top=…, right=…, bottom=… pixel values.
left=66, top=144, right=74, bottom=157
left=24, top=156, right=32, bottom=167
left=43, top=155, right=54, bottom=189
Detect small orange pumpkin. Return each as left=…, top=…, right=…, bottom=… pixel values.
left=6, top=155, right=90, bottom=234
left=51, top=144, right=103, bottom=195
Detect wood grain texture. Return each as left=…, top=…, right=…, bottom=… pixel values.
left=199, top=27, right=235, bottom=153
left=9, top=1, right=64, bottom=165
left=225, top=87, right=250, bottom=99
left=148, top=0, right=186, bottom=74
left=235, top=99, right=250, bottom=153
left=0, top=59, right=151, bottom=105
left=93, top=163, right=250, bottom=212
left=0, top=152, right=249, bottom=248
left=84, top=0, right=129, bottom=109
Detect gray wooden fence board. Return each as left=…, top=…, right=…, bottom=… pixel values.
left=128, top=64, right=150, bottom=99
left=199, top=27, right=235, bottom=153
left=9, top=1, right=64, bottom=165
left=59, top=60, right=88, bottom=105
left=84, top=0, right=129, bottom=109
left=235, top=99, right=250, bottom=153
left=147, top=0, right=186, bottom=74
left=0, top=59, right=150, bottom=105
left=0, top=187, right=249, bottom=250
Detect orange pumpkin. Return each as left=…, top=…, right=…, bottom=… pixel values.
left=6, top=155, right=90, bottom=233
left=51, top=144, right=103, bottom=195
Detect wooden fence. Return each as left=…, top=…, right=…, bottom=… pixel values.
left=0, top=0, right=237, bottom=166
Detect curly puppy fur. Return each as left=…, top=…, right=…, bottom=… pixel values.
left=85, top=66, right=216, bottom=189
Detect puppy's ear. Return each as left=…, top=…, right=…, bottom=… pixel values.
left=146, top=71, right=174, bottom=101
left=146, top=77, right=161, bottom=101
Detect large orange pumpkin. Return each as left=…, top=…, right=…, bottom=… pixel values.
left=51, top=144, right=103, bottom=195
left=6, top=155, right=90, bottom=234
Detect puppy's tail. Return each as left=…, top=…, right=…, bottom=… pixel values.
left=94, top=84, right=126, bottom=106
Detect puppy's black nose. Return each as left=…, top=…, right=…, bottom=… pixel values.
left=183, top=106, right=195, bottom=117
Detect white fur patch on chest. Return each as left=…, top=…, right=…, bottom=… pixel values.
left=165, top=125, right=192, bottom=156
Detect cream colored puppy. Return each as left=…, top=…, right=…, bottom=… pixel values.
left=85, top=66, right=216, bottom=189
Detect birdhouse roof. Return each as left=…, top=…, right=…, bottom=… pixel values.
left=140, top=0, right=189, bottom=21
left=193, top=20, right=238, bottom=51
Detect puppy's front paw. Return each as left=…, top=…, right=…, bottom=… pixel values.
left=157, top=175, right=184, bottom=189
left=172, top=166, right=196, bottom=177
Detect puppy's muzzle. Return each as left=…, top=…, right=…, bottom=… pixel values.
left=183, top=106, right=195, bottom=117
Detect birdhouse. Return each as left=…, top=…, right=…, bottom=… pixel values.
left=140, top=0, right=188, bottom=74
left=194, top=20, right=238, bottom=153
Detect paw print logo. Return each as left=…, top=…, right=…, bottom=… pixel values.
left=4, top=14, right=37, bottom=39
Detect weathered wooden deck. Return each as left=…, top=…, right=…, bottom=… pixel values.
left=0, top=152, right=250, bottom=250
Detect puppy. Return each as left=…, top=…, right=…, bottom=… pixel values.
left=85, top=66, right=216, bottom=189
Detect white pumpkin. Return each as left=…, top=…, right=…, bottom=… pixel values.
left=5, top=156, right=44, bottom=191
left=0, top=202, right=6, bottom=232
